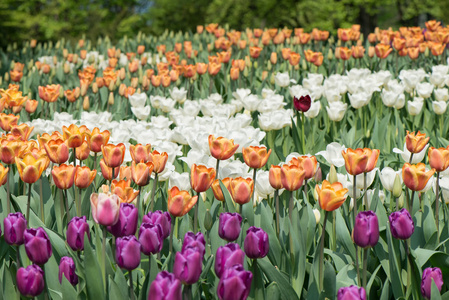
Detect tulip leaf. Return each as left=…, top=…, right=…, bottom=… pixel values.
left=2, top=266, right=18, bottom=300
left=335, top=264, right=357, bottom=290
left=266, top=281, right=281, bottom=300
left=385, top=222, right=404, bottom=299
left=422, top=195, right=437, bottom=249
left=43, top=228, right=69, bottom=259
left=257, top=202, right=282, bottom=268
left=45, top=255, right=64, bottom=300
left=218, top=180, right=235, bottom=213
left=322, top=260, right=336, bottom=300
left=290, top=117, right=301, bottom=153
left=257, top=257, right=299, bottom=300
left=61, top=276, right=78, bottom=300
left=431, top=279, right=442, bottom=300
left=335, top=209, right=355, bottom=259
left=84, top=232, right=105, bottom=299
left=109, top=276, right=126, bottom=300
left=114, top=268, right=129, bottom=300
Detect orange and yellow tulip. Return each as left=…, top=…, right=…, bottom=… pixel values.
left=211, top=178, right=232, bottom=201
left=402, top=163, right=435, bottom=191
left=101, top=143, right=126, bottom=168
left=52, top=164, right=76, bottom=190
left=131, top=160, right=154, bottom=186
left=99, top=159, right=120, bottom=181
left=0, top=164, right=9, bottom=186
left=43, top=139, right=69, bottom=164
left=242, top=146, right=271, bottom=169
left=168, top=186, right=198, bottom=217
left=428, top=147, right=449, bottom=172
left=111, top=179, right=139, bottom=203
left=316, top=180, right=349, bottom=211
left=11, top=124, right=34, bottom=141
left=289, top=156, right=318, bottom=180
left=269, top=165, right=283, bottom=189
left=129, top=143, right=152, bottom=163
left=281, top=164, right=305, bottom=191
left=75, top=140, right=90, bottom=161
left=15, top=153, right=47, bottom=184
left=25, top=99, right=38, bottom=114
left=190, top=164, right=216, bottom=193
left=74, top=166, right=97, bottom=189
left=148, top=150, right=168, bottom=174
left=63, top=124, right=90, bottom=149
left=38, top=84, right=60, bottom=103
left=341, top=148, right=369, bottom=176
left=230, top=177, right=254, bottom=205
left=208, top=135, right=239, bottom=161
left=87, top=127, right=110, bottom=153
left=405, top=131, right=429, bottom=154
left=375, top=44, right=392, bottom=59
left=0, top=113, right=19, bottom=132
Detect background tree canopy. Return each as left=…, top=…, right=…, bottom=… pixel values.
left=1, top=0, right=448, bottom=48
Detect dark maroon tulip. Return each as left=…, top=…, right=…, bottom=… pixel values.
left=66, top=216, right=90, bottom=251
left=17, top=264, right=45, bottom=297
left=217, top=264, right=252, bottom=300
left=352, top=211, right=379, bottom=248
left=215, top=243, right=245, bottom=278
left=116, top=235, right=141, bottom=270
left=3, top=212, right=27, bottom=245
left=143, top=210, right=171, bottom=239
left=389, top=208, right=414, bottom=240
left=24, top=227, right=52, bottom=265
left=181, top=231, right=206, bottom=258
left=218, top=213, right=242, bottom=242
left=173, top=248, right=203, bottom=285
left=421, top=267, right=443, bottom=299
left=244, top=227, right=269, bottom=259
left=337, top=285, right=366, bottom=300
left=107, top=203, right=138, bottom=238
left=293, top=95, right=311, bottom=112
left=139, top=223, right=163, bottom=255
left=59, top=256, right=79, bottom=285
left=148, top=271, right=182, bottom=300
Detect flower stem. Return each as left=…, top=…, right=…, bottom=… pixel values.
left=251, top=168, right=257, bottom=205
left=194, top=191, right=199, bottom=233
left=363, top=172, right=367, bottom=211
left=6, top=169, right=10, bottom=215
left=129, top=270, right=135, bottom=300
left=182, top=284, right=192, bottom=300
left=436, top=172, right=440, bottom=244
left=150, top=173, right=158, bottom=212
left=289, top=190, right=294, bottom=222
left=40, top=178, right=45, bottom=223
left=16, top=245, right=20, bottom=267
left=275, top=189, right=280, bottom=238
left=102, top=226, right=107, bottom=294
left=64, top=189, right=70, bottom=224
left=353, top=174, right=361, bottom=287
left=169, top=216, right=175, bottom=254
left=26, top=183, right=32, bottom=225
left=301, top=111, right=306, bottom=154
left=215, top=159, right=220, bottom=179
left=362, top=248, right=368, bottom=290
left=319, top=210, right=329, bottom=292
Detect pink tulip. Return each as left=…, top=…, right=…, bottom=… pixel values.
left=90, top=190, right=120, bottom=226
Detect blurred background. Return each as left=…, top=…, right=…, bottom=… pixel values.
left=1, top=0, right=446, bottom=48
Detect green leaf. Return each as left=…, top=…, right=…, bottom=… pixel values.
left=84, top=232, right=105, bottom=299
left=2, top=265, right=18, bottom=300
left=109, top=276, right=127, bottom=300
left=219, top=180, right=235, bottom=213
left=61, top=276, right=78, bottom=300
left=258, top=257, right=299, bottom=300
left=431, top=279, right=442, bottom=300
left=385, top=222, right=404, bottom=299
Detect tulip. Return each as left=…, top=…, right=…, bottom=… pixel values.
left=244, top=226, right=269, bottom=259
left=268, top=165, right=283, bottom=189
left=148, top=150, right=168, bottom=173
left=11, top=124, right=34, bottom=141
left=90, top=189, right=120, bottom=226
left=316, top=180, right=349, bottom=211
left=100, top=159, right=120, bottom=181
left=75, top=140, right=90, bottom=161
left=24, top=227, right=53, bottom=265
left=168, top=186, right=198, bottom=217
left=142, top=211, right=172, bottom=239
left=102, top=143, right=126, bottom=168
left=116, top=235, right=141, bottom=270
left=281, top=164, right=305, bottom=191
left=182, top=231, right=206, bottom=257
left=129, top=143, right=152, bottom=163
left=406, top=131, right=429, bottom=154
left=43, top=139, right=69, bottom=164
left=111, top=179, right=139, bottom=203
left=421, top=267, right=443, bottom=299
left=0, top=113, right=19, bottom=132
left=139, top=223, right=163, bottom=255
left=211, top=178, right=232, bottom=201
left=1, top=140, right=26, bottom=165
left=15, top=153, right=47, bottom=184
left=402, top=163, right=435, bottom=191
left=17, top=265, right=45, bottom=297
left=59, top=256, right=79, bottom=285
left=52, top=164, right=76, bottom=190
left=219, top=212, right=242, bottom=242
left=242, top=146, right=271, bottom=169
left=62, top=124, right=89, bottom=149
left=208, top=135, right=239, bottom=161
left=428, top=147, right=449, bottom=172
left=173, top=248, right=203, bottom=284
left=293, top=95, right=311, bottom=112
left=131, top=160, right=154, bottom=186
left=66, top=216, right=90, bottom=251
left=217, top=264, right=253, bottom=300
left=0, top=164, right=8, bottom=186
left=341, top=148, right=369, bottom=176
left=190, top=163, right=216, bottom=193
left=74, top=166, right=97, bottom=189
left=389, top=208, right=414, bottom=240
left=289, top=156, right=318, bottom=180
left=215, top=243, right=245, bottom=278
left=3, top=212, right=27, bottom=245
left=107, top=203, right=138, bottom=237
left=87, top=127, right=110, bottom=153
left=148, top=271, right=182, bottom=300
left=337, top=285, right=366, bottom=300
left=230, top=177, right=254, bottom=205
left=352, top=211, right=379, bottom=248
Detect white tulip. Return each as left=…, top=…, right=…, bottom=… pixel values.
left=241, top=94, right=261, bottom=112
left=348, top=92, right=371, bottom=109
left=393, top=143, right=429, bottom=163
left=381, top=90, right=399, bottom=107
left=407, top=98, right=424, bottom=115
left=326, top=101, right=347, bottom=121
left=416, top=82, right=433, bottom=98
left=378, top=167, right=402, bottom=192
left=255, top=170, right=275, bottom=199
left=433, top=101, right=447, bottom=115
left=129, top=92, right=147, bottom=108
left=324, top=88, right=342, bottom=102
left=258, top=109, right=292, bottom=131
left=348, top=168, right=378, bottom=189
left=435, top=88, right=449, bottom=101
left=317, top=142, right=347, bottom=167
left=169, top=87, right=187, bottom=104
left=232, top=88, right=251, bottom=102
left=289, top=85, right=310, bottom=99
left=304, top=100, right=321, bottom=118
left=131, top=105, right=151, bottom=120
left=394, top=94, right=406, bottom=109
left=275, top=72, right=290, bottom=87
left=168, top=172, right=191, bottom=191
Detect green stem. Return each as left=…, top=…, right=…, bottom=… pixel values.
left=436, top=172, right=440, bottom=244
left=215, top=159, right=220, bottom=179
left=169, top=216, right=175, bottom=254
left=362, top=248, right=368, bottom=290
left=182, top=284, right=192, bottom=300
left=194, top=191, right=199, bottom=233
left=102, top=226, right=107, bottom=294
left=72, top=148, right=76, bottom=167
left=363, top=172, right=367, bottom=211
left=251, top=168, right=257, bottom=205
left=16, top=245, right=20, bottom=267
left=410, top=190, right=415, bottom=215
left=129, top=270, right=135, bottom=300
left=353, top=175, right=361, bottom=287
left=332, top=210, right=336, bottom=251
left=150, top=173, right=158, bottom=212
left=301, top=111, right=306, bottom=153
left=75, top=186, right=80, bottom=217
left=289, top=191, right=294, bottom=222
left=40, top=178, right=44, bottom=223
left=275, top=190, right=280, bottom=238
left=64, top=189, right=70, bottom=223
left=6, top=168, right=10, bottom=215
left=319, top=210, right=329, bottom=292
left=26, top=183, right=32, bottom=225
left=137, top=185, right=142, bottom=223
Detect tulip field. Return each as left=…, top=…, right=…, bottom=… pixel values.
left=2, top=21, right=449, bottom=300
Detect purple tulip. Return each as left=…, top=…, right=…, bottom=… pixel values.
left=337, top=285, right=366, bottom=300
left=244, top=227, right=269, bottom=259
left=389, top=208, right=414, bottom=240
left=116, top=235, right=141, bottom=270
left=352, top=211, right=379, bottom=248
left=148, top=271, right=182, bottom=300
left=24, top=227, right=52, bottom=265
left=421, top=267, right=443, bottom=299
left=66, top=216, right=90, bottom=251
left=217, top=264, right=253, bottom=300
left=173, top=248, right=203, bottom=285
left=143, top=210, right=171, bottom=239
left=215, top=243, right=245, bottom=278
left=181, top=231, right=206, bottom=258
left=218, top=213, right=242, bottom=242
left=293, top=95, right=311, bottom=112
left=107, top=203, right=138, bottom=238
left=3, top=212, right=27, bottom=245
left=17, top=264, right=45, bottom=297
left=59, top=256, right=79, bottom=285
left=139, top=223, right=163, bottom=255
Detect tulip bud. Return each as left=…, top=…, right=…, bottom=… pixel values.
left=217, top=264, right=253, bottom=300
left=244, top=226, right=269, bottom=259
left=215, top=243, right=245, bottom=278
left=173, top=248, right=203, bottom=285
left=24, top=227, right=53, bottom=265
left=116, top=235, right=141, bottom=270
left=313, top=209, right=321, bottom=225
left=108, top=92, right=114, bottom=105
left=142, top=211, right=171, bottom=239
left=182, top=231, right=206, bottom=257
left=4, top=212, right=27, bottom=245
left=352, top=211, right=379, bottom=248
left=149, top=271, right=182, bottom=300
left=139, top=223, right=163, bottom=255
left=328, top=48, right=334, bottom=60
left=107, top=203, right=138, bottom=237
left=421, top=267, right=443, bottom=299
left=90, top=191, right=120, bottom=226
left=389, top=208, right=414, bottom=240
left=204, top=209, right=213, bottom=231
left=219, top=212, right=242, bottom=242
left=337, top=285, right=366, bottom=300
left=59, top=256, right=79, bottom=285
left=67, top=216, right=90, bottom=251
left=17, top=265, right=45, bottom=297
left=393, top=174, right=402, bottom=198
left=328, top=165, right=338, bottom=184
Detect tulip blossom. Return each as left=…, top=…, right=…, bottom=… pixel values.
left=389, top=208, right=414, bottom=240
left=24, top=227, right=53, bottom=265
left=148, top=150, right=169, bottom=173
left=316, top=180, right=349, bottom=211
left=242, top=146, right=271, bottom=169
left=107, top=203, right=138, bottom=237
left=293, top=95, right=311, bottom=112
left=148, top=271, right=182, bottom=300
left=15, top=153, right=47, bottom=184
left=167, top=186, right=198, bottom=217
left=215, top=243, right=245, bottom=278
left=211, top=178, right=232, bottom=201
left=43, top=139, right=69, bottom=164
left=190, top=163, right=216, bottom=193
left=173, top=247, right=203, bottom=285
left=428, top=147, right=449, bottom=172
left=217, top=264, right=253, bottom=300
left=352, top=211, right=379, bottom=248
left=90, top=186, right=120, bottom=226
left=3, top=212, right=27, bottom=245
left=182, top=232, right=206, bottom=257
left=142, top=211, right=172, bottom=239
left=111, top=179, right=139, bottom=203
left=131, top=160, right=154, bottom=186
left=406, top=131, right=429, bottom=154
left=208, top=135, right=239, bottom=161
left=87, top=127, right=110, bottom=153
left=337, top=285, right=366, bottom=300
left=281, top=164, right=305, bottom=191
left=402, top=163, right=435, bottom=191
left=129, top=143, right=152, bottom=163
left=244, top=226, right=269, bottom=259
left=74, top=166, right=97, bottom=189
left=17, top=265, right=45, bottom=297
left=341, top=148, right=369, bottom=176
left=101, top=143, right=126, bottom=168
left=66, top=216, right=90, bottom=251
left=288, top=155, right=318, bottom=180
left=62, top=124, right=90, bottom=149
left=52, top=164, right=76, bottom=190
left=100, top=159, right=120, bottom=181
left=268, top=165, right=283, bottom=189
left=421, top=267, right=443, bottom=299
left=230, top=177, right=254, bottom=205
left=59, top=256, right=79, bottom=285
left=139, top=223, right=163, bottom=255
left=116, top=235, right=141, bottom=270
left=219, top=213, right=242, bottom=242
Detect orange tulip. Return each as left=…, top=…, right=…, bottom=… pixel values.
left=63, top=124, right=90, bottom=149
left=249, top=47, right=262, bottom=59
left=316, top=180, right=348, bottom=211
left=289, top=156, right=318, bottom=179
left=341, top=148, right=369, bottom=176
left=351, top=45, right=365, bottom=59
left=242, top=146, right=271, bottom=169
left=0, top=164, right=9, bottom=186
left=406, top=131, right=429, bottom=154
left=43, top=139, right=69, bottom=164
left=402, top=163, right=435, bottom=191
left=168, top=186, right=198, bottom=217
left=375, top=44, right=392, bottom=59
left=338, top=47, right=352, bottom=61
left=269, top=165, right=283, bottom=189
left=76, top=140, right=90, bottom=161
left=10, top=124, right=33, bottom=141
left=129, top=143, right=152, bottom=163
left=190, top=164, right=216, bottom=193
left=100, top=159, right=120, bottom=181
left=208, top=62, right=221, bottom=76
left=74, top=166, right=97, bottom=189
left=0, top=140, right=26, bottom=164
left=131, top=160, right=154, bottom=186
left=52, top=164, right=76, bottom=190
left=289, top=52, right=301, bottom=66
left=211, top=178, right=232, bottom=201
left=110, top=179, right=138, bottom=203
left=408, top=47, right=420, bottom=60
left=38, top=84, right=60, bottom=103
left=119, top=166, right=131, bottom=181
left=15, top=153, right=47, bottom=184
left=428, top=147, right=449, bottom=172
left=10, top=70, right=23, bottom=82
left=393, top=38, right=406, bottom=51
left=87, top=127, right=110, bottom=153
left=25, top=99, right=39, bottom=114
left=365, top=149, right=380, bottom=173
left=148, top=150, right=168, bottom=174
left=431, top=43, right=446, bottom=56
left=196, top=63, right=208, bottom=75
left=183, top=65, right=196, bottom=78
left=281, top=164, right=305, bottom=191
left=230, top=67, right=239, bottom=80
left=0, top=113, right=19, bottom=132
left=230, top=177, right=254, bottom=205
left=101, top=143, right=126, bottom=168
left=208, top=135, right=239, bottom=161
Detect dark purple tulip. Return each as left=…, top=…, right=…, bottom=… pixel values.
left=139, top=223, right=163, bottom=255
left=337, top=285, right=366, bottom=300
left=181, top=231, right=206, bottom=258
left=389, top=208, right=414, bottom=240
left=116, top=235, right=141, bottom=270
left=143, top=210, right=171, bottom=239
left=293, top=95, right=311, bottom=112
left=215, top=243, right=245, bottom=278
left=148, top=271, right=182, bottom=300
left=66, top=216, right=90, bottom=251
left=24, top=227, right=52, bottom=265
left=219, top=213, right=242, bottom=242
left=352, top=211, right=379, bottom=248
left=217, top=264, right=252, bottom=300
left=59, top=256, right=79, bottom=285
left=3, top=212, right=27, bottom=245
left=421, top=267, right=443, bottom=299
left=173, top=248, right=203, bottom=285
left=107, top=203, right=138, bottom=238
left=244, top=227, right=269, bottom=259
left=17, top=264, right=45, bottom=297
